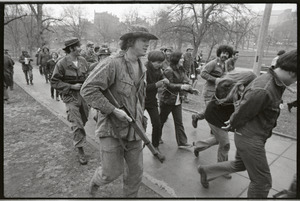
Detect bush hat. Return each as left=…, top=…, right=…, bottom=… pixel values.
left=63, top=37, right=81, bottom=51
left=120, top=25, right=158, bottom=41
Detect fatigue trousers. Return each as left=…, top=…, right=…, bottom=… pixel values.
left=194, top=123, right=230, bottom=162
left=91, top=137, right=143, bottom=197
left=160, top=102, right=188, bottom=146
left=201, top=133, right=272, bottom=198
left=65, top=95, right=89, bottom=148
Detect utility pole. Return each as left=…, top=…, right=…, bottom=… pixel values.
left=252, top=4, right=272, bottom=76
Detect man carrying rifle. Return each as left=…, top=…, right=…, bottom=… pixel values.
left=51, top=37, right=89, bottom=165
left=80, top=26, right=158, bottom=197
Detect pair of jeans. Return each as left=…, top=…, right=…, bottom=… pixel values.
left=50, top=87, right=59, bottom=98
left=194, top=123, right=230, bottom=162
left=160, top=102, right=188, bottom=146
left=145, top=107, right=162, bottom=148
left=91, top=137, right=143, bottom=197
left=23, top=69, right=33, bottom=83
left=201, top=133, right=271, bottom=198
left=65, top=95, right=89, bottom=148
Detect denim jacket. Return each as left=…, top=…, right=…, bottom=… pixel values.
left=230, top=68, right=285, bottom=139
left=80, top=53, right=146, bottom=141
left=160, top=64, right=190, bottom=105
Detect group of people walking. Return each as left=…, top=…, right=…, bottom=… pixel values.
left=5, top=24, right=297, bottom=198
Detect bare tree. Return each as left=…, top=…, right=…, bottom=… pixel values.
left=59, top=5, right=89, bottom=40
left=29, top=4, right=63, bottom=48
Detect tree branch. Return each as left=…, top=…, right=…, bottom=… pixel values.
left=4, top=14, right=27, bottom=25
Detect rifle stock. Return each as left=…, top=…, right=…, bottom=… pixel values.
left=103, top=89, right=165, bottom=163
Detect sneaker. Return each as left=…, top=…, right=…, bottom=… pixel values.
left=223, top=174, right=232, bottom=179
left=88, top=180, right=99, bottom=197
left=287, top=103, right=292, bottom=112
left=198, top=166, right=209, bottom=188
left=159, top=138, right=164, bottom=144
left=192, top=114, right=198, bottom=128
left=178, top=143, right=193, bottom=149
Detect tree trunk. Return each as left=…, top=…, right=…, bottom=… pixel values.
left=207, top=42, right=216, bottom=62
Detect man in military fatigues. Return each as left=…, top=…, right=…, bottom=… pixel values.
left=51, top=37, right=90, bottom=165
left=81, top=41, right=98, bottom=68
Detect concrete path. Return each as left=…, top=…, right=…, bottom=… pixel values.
left=12, top=62, right=296, bottom=198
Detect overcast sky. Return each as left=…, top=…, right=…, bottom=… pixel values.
left=44, top=3, right=297, bottom=22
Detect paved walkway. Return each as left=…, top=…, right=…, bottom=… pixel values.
left=12, top=62, right=296, bottom=198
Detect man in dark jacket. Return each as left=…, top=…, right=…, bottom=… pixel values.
left=19, top=50, right=34, bottom=85
left=145, top=51, right=169, bottom=155
left=39, top=46, right=52, bottom=83
left=51, top=38, right=90, bottom=165
left=198, top=49, right=297, bottom=198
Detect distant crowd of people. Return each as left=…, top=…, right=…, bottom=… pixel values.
left=3, top=25, right=297, bottom=198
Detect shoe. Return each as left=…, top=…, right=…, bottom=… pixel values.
left=288, top=103, right=292, bottom=112
left=194, top=148, right=199, bottom=157
left=198, top=166, right=209, bottom=188
left=30, top=82, right=33, bottom=85
left=223, top=174, right=232, bottom=179
left=192, top=114, right=198, bottom=128
left=159, top=138, right=164, bottom=144
left=184, top=98, right=189, bottom=103
left=88, top=180, right=99, bottom=197
left=27, top=82, right=29, bottom=85
left=154, top=146, right=166, bottom=161
left=77, top=147, right=88, bottom=165
left=56, top=97, right=60, bottom=101
left=178, top=143, right=193, bottom=149
left=51, top=95, right=54, bottom=99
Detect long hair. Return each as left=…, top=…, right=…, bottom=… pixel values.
left=216, top=45, right=234, bottom=58
left=215, top=71, right=257, bottom=105
left=119, top=38, right=137, bottom=51
left=170, top=51, right=182, bottom=65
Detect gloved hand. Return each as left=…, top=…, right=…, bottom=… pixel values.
left=113, top=108, right=132, bottom=122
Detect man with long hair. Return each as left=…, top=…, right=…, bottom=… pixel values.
left=81, top=26, right=158, bottom=197
left=192, top=45, right=234, bottom=128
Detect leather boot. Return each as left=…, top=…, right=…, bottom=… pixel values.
left=77, top=147, right=87, bottom=165
left=89, top=180, right=99, bottom=197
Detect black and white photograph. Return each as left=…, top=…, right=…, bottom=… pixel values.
left=2, top=1, right=298, bottom=199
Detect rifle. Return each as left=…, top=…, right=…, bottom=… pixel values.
left=103, top=89, right=165, bottom=163
left=63, top=79, right=85, bottom=84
